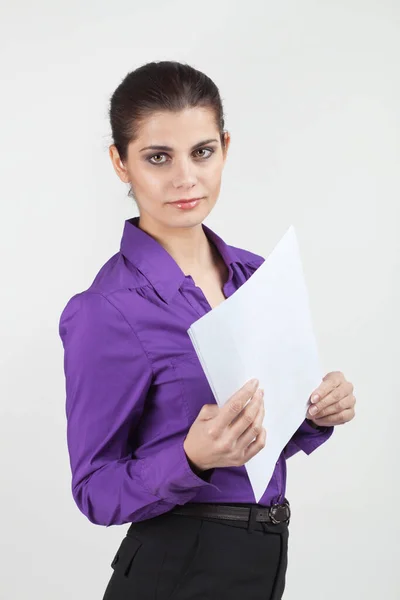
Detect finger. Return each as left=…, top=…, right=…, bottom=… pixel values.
left=308, top=381, right=353, bottom=417
left=235, top=395, right=265, bottom=448
left=322, top=370, right=344, bottom=382
left=312, top=407, right=355, bottom=426
left=243, top=427, right=267, bottom=461
left=215, top=379, right=259, bottom=432
left=310, top=373, right=347, bottom=404
left=198, top=403, right=220, bottom=420
left=308, top=393, right=355, bottom=420
left=227, top=388, right=264, bottom=440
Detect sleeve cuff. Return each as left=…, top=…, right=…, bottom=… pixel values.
left=284, top=418, right=334, bottom=459
left=300, top=421, right=334, bottom=455
left=305, top=418, right=328, bottom=431
left=140, top=439, right=220, bottom=503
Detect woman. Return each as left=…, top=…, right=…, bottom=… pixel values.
left=59, top=61, right=356, bottom=600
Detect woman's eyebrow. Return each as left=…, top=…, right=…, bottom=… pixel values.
left=139, top=138, right=219, bottom=152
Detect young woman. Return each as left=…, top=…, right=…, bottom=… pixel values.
left=59, top=60, right=356, bottom=600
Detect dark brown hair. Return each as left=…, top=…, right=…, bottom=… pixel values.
left=109, top=60, right=226, bottom=164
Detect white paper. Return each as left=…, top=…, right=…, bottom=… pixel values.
left=187, top=225, right=322, bottom=502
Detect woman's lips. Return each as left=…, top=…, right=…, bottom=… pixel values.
left=169, top=198, right=203, bottom=210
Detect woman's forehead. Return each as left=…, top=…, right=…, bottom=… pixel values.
left=133, top=107, right=218, bottom=145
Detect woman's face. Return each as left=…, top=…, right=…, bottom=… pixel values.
left=110, top=107, right=230, bottom=232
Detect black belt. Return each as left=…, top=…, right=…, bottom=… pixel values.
left=171, top=501, right=291, bottom=525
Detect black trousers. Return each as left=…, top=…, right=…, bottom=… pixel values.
left=102, top=507, right=289, bottom=600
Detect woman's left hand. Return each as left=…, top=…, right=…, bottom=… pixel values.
left=307, top=371, right=356, bottom=427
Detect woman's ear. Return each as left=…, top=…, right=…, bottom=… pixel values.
left=222, top=131, right=231, bottom=161
left=109, top=145, right=130, bottom=184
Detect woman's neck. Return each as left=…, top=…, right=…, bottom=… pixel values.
left=138, top=215, right=217, bottom=276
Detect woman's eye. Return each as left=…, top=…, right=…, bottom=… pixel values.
left=194, top=148, right=214, bottom=159
left=147, top=148, right=214, bottom=165
left=148, top=154, right=167, bottom=165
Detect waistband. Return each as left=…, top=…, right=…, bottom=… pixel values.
left=170, top=500, right=291, bottom=531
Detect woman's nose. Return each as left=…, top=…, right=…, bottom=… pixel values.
left=171, top=158, right=198, bottom=188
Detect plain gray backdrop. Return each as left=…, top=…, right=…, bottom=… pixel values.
left=1, top=0, right=399, bottom=598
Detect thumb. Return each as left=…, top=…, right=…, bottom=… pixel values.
left=198, top=403, right=219, bottom=420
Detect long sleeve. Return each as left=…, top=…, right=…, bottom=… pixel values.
left=283, top=418, right=334, bottom=460
left=59, top=291, right=218, bottom=527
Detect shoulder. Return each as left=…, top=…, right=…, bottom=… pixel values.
left=88, top=251, right=149, bottom=297
left=227, top=243, right=265, bottom=272
left=58, top=251, right=148, bottom=334
left=58, top=290, right=127, bottom=346
left=63, top=250, right=150, bottom=301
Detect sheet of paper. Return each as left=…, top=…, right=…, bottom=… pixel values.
left=187, top=225, right=323, bottom=502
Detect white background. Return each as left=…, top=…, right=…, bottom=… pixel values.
left=1, top=1, right=399, bottom=598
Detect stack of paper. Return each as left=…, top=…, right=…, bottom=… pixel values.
left=187, top=225, right=322, bottom=502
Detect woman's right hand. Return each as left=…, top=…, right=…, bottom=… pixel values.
left=183, top=379, right=266, bottom=472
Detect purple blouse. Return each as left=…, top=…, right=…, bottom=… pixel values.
left=59, top=217, right=333, bottom=526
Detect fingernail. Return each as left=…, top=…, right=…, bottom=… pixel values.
left=309, top=405, right=318, bottom=416
left=250, top=378, right=259, bottom=387
left=259, top=389, right=264, bottom=398
left=311, top=394, right=320, bottom=404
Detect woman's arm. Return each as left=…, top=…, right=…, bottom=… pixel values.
left=59, top=291, right=217, bottom=526
left=283, top=418, right=334, bottom=459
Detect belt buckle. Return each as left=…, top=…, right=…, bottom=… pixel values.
left=269, top=501, right=291, bottom=525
